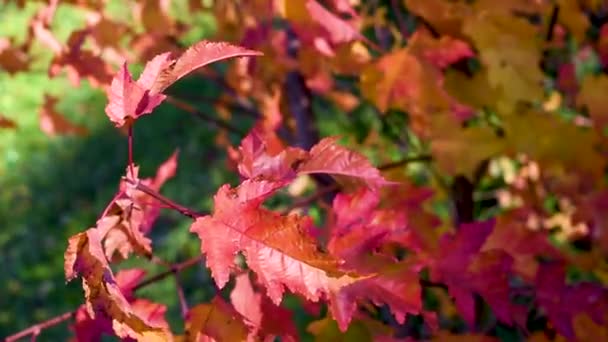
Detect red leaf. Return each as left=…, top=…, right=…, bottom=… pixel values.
left=237, top=127, right=308, bottom=182
left=151, top=40, right=263, bottom=93
left=297, top=137, right=392, bottom=188
left=305, top=0, right=363, bottom=44
left=330, top=260, right=423, bottom=331
left=137, top=52, right=174, bottom=91
left=39, top=95, right=88, bottom=136
left=536, top=262, right=608, bottom=339
left=104, top=62, right=166, bottom=127
left=190, top=179, right=361, bottom=304
left=431, top=220, right=526, bottom=328
left=231, top=273, right=298, bottom=341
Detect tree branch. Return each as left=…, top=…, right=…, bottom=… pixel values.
left=5, top=311, right=75, bottom=342
left=6, top=254, right=206, bottom=341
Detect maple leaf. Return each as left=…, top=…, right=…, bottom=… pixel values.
left=482, top=210, right=562, bottom=280
left=237, top=127, right=308, bottom=182
left=462, top=12, right=544, bottom=114
left=297, top=137, right=391, bottom=189
left=150, top=40, right=263, bottom=94
left=104, top=62, right=166, bottom=127
left=329, top=259, right=423, bottom=331
left=430, top=220, right=526, bottom=328
left=64, top=229, right=170, bottom=340
left=230, top=273, right=298, bottom=341
left=39, top=95, right=89, bottom=136
left=190, top=179, right=361, bottom=304
left=185, top=297, right=250, bottom=342
left=535, top=262, right=608, bottom=339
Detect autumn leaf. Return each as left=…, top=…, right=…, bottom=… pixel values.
left=305, top=0, right=364, bottom=45
left=104, top=152, right=179, bottom=261
left=462, top=12, right=544, bottom=114
left=329, top=259, right=423, bottom=331
left=535, top=262, right=608, bottom=339
left=71, top=269, right=170, bottom=341
left=150, top=40, right=263, bottom=94
left=185, top=297, right=250, bottom=342
left=190, top=179, right=362, bottom=304
left=230, top=273, right=298, bottom=341
left=297, top=137, right=392, bottom=188
left=39, top=95, right=88, bottom=136
left=64, top=229, right=170, bottom=341
left=430, top=220, right=526, bottom=328
left=104, top=62, right=166, bottom=127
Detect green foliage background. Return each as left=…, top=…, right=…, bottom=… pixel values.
left=0, top=2, right=364, bottom=339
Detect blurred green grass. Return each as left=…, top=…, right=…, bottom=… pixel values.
left=0, top=2, right=240, bottom=339
left=0, top=1, right=381, bottom=339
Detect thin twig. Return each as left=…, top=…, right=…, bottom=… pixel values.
left=128, top=124, right=135, bottom=177
left=165, top=95, right=246, bottom=136
left=379, top=155, right=432, bottom=170
left=173, top=272, right=189, bottom=319
left=6, top=254, right=206, bottom=341
left=5, top=311, right=75, bottom=342
left=546, top=4, right=560, bottom=42
left=390, top=0, right=409, bottom=39
left=133, top=254, right=205, bottom=291
left=123, top=177, right=206, bottom=219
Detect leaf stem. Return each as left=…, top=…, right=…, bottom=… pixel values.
left=128, top=123, right=135, bottom=178
left=123, top=177, right=206, bottom=219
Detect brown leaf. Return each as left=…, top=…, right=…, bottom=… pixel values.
left=39, top=95, right=89, bottom=136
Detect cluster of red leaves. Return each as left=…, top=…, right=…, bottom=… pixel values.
left=4, top=0, right=608, bottom=341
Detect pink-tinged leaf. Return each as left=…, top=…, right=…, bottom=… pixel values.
left=151, top=40, right=262, bottom=93
left=104, top=62, right=166, bottom=127
left=99, top=198, right=153, bottom=261
left=297, top=137, right=392, bottom=188
left=136, top=52, right=174, bottom=91
left=330, top=260, right=423, bottom=331
left=185, top=297, right=250, bottom=342
left=408, top=30, right=474, bottom=69
left=151, top=149, right=179, bottom=191
left=482, top=210, right=563, bottom=280
left=536, top=262, right=608, bottom=340
left=64, top=229, right=170, bottom=340
left=305, top=0, right=363, bottom=44
left=190, top=179, right=362, bottom=304
left=238, top=127, right=308, bottom=182
left=231, top=273, right=298, bottom=341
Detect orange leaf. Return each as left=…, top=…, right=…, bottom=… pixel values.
left=64, top=229, right=170, bottom=341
